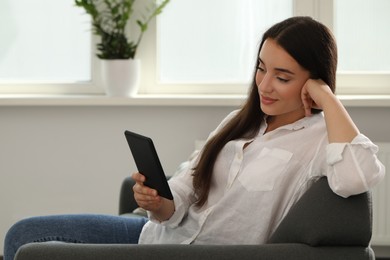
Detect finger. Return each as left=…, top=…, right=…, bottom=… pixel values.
left=133, top=182, right=158, bottom=197
left=134, top=192, right=160, bottom=203
left=303, top=98, right=312, bottom=116
left=134, top=189, right=160, bottom=204
left=134, top=193, right=162, bottom=210
left=138, top=202, right=161, bottom=212
left=301, top=88, right=313, bottom=117
left=132, top=172, right=145, bottom=183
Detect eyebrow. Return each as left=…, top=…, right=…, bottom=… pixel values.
left=258, top=58, right=295, bottom=75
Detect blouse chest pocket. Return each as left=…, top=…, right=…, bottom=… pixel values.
left=238, top=147, right=293, bottom=192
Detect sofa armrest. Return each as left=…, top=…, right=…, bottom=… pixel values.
left=119, top=177, right=139, bottom=215
left=15, top=242, right=374, bottom=260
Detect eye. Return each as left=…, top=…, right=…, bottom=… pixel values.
left=277, top=77, right=290, bottom=83
left=257, top=65, right=265, bottom=72
left=257, top=59, right=266, bottom=72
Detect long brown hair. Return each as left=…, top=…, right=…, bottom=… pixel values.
left=192, top=16, right=338, bottom=207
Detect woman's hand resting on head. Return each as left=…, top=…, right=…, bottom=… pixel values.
left=301, top=79, right=335, bottom=117
left=132, top=172, right=175, bottom=222
left=300, top=78, right=359, bottom=143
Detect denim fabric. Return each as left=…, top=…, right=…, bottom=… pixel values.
left=3, top=214, right=148, bottom=260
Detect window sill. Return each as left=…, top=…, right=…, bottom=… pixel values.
left=0, top=94, right=389, bottom=107
left=0, top=94, right=246, bottom=107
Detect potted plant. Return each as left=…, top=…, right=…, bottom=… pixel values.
left=75, top=0, right=170, bottom=96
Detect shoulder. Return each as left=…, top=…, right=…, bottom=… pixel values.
left=223, top=109, right=240, bottom=123
left=304, top=113, right=327, bottom=133
left=214, top=109, right=240, bottom=132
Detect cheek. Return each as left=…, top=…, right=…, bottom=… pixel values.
left=281, top=84, right=303, bottom=102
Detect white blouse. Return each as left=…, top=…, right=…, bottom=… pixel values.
left=138, top=111, right=385, bottom=245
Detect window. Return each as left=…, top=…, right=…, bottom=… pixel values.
left=151, top=0, right=293, bottom=94
left=1, top=0, right=389, bottom=96
left=0, top=0, right=100, bottom=94
left=149, top=0, right=390, bottom=95
left=335, top=0, right=390, bottom=72
left=159, top=0, right=292, bottom=84
left=334, top=0, right=390, bottom=94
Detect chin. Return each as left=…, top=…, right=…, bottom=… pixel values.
left=260, top=105, right=278, bottom=116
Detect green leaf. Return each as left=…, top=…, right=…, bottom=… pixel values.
left=75, top=0, right=170, bottom=59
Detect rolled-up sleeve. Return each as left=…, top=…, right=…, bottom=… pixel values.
left=148, top=158, right=197, bottom=227
left=325, top=134, right=385, bottom=198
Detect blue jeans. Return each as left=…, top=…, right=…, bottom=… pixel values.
left=3, top=214, right=148, bottom=260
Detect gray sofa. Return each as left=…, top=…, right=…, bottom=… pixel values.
left=15, top=177, right=375, bottom=260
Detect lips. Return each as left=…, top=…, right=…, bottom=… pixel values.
left=261, top=95, right=278, bottom=105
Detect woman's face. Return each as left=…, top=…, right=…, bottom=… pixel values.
left=256, top=39, right=310, bottom=125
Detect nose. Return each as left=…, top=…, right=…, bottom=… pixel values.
left=256, top=71, right=273, bottom=93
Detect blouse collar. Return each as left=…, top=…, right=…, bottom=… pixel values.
left=261, top=113, right=323, bottom=133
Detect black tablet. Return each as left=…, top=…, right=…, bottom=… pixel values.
left=124, top=130, right=173, bottom=200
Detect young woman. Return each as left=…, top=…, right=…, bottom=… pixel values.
left=133, top=16, right=385, bottom=244
left=4, top=16, right=385, bottom=259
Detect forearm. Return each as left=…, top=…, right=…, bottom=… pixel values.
left=321, top=93, right=359, bottom=143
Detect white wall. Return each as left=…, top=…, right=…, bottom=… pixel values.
left=0, top=105, right=231, bottom=252
left=0, top=104, right=389, bottom=252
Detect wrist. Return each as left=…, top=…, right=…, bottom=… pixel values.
left=151, top=198, right=175, bottom=222
left=319, top=91, right=339, bottom=112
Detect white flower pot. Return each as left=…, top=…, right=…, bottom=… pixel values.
left=101, top=59, right=140, bottom=97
